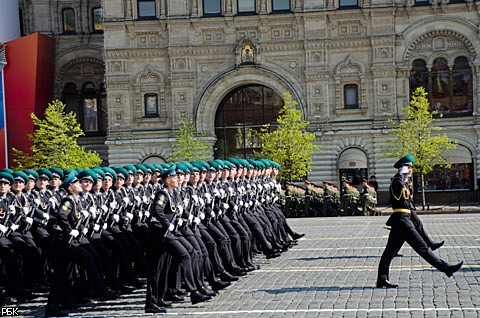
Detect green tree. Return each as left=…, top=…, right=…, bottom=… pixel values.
left=168, top=117, right=212, bottom=162
left=12, top=99, right=102, bottom=169
left=382, top=87, right=457, bottom=209
left=255, top=92, right=319, bottom=182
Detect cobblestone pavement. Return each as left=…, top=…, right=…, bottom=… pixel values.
left=13, top=213, right=480, bottom=317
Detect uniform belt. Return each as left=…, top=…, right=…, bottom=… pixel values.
left=392, top=208, right=411, bottom=213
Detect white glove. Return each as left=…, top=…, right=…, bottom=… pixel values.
left=49, top=197, right=56, bottom=207
left=183, top=198, right=189, bottom=206
left=199, top=198, right=205, bottom=206
left=239, top=200, right=244, bottom=207
left=194, top=217, right=200, bottom=225
left=192, top=195, right=199, bottom=204
left=188, top=214, right=194, bottom=222
left=399, top=166, right=409, bottom=174
left=126, top=212, right=134, bottom=220
left=42, top=212, right=50, bottom=220
left=220, top=189, right=225, bottom=197
left=23, top=207, right=29, bottom=214
left=142, top=196, right=148, bottom=204
left=138, top=212, right=143, bottom=220
left=210, top=211, right=216, bottom=217
left=26, top=217, right=33, bottom=225
left=222, top=203, right=229, bottom=210
left=234, top=205, right=238, bottom=212
left=177, top=218, right=184, bottom=226
left=113, top=214, right=120, bottom=222
left=199, top=212, right=205, bottom=220
left=94, top=224, right=100, bottom=231
left=81, top=210, right=89, bottom=218
left=177, top=205, right=184, bottom=213
left=123, top=197, right=130, bottom=205
left=213, top=189, right=220, bottom=197
left=228, top=187, right=234, bottom=195
left=81, top=228, right=88, bottom=235
left=8, top=205, right=16, bottom=215
left=0, top=224, right=7, bottom=233
left=204, top=193, right=212, bottom=202
left=101, top=205, right=108, bottom=212
left=144, top=211, right=150, bottom=218
left=102, top=223, right=108, bottom=230
left=168, top=223, right=175, bottom=231
left=69, top=229, right=79, bottom=237
left=110, top=201, right=117, bottom=209
left=10, top=224, right=19, bottom=231
left=34, top=198, right=41, bottom=205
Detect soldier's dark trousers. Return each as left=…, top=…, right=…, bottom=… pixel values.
left=198, top=224, right=227, bottom=275
left=377, top=212, right=450, bottom=282
left=410, top=211, right=435, bottom=247
left=163, top=234, right=197, bottom=292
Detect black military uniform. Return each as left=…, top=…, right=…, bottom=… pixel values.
left=376, top=154, right=463, bottom=288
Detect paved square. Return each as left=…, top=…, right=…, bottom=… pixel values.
left=19, top=213, right=480, bottom=317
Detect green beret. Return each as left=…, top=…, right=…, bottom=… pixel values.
left=63, top=168, right=76, bottom=177
left=101, top=167, right=117, bottom=184
left=24, top=169, right=39, bottom=181
left=61, top=172, right=79, bottom=189
left=226, top=158, right=239, bottom=168
left=91, top=167, right=105, bottom=181
left=0, top=172, right=14, bottom=185
left=37, top=168, right=53, bottom=180
left=160, top=164, right=177, bottom=179
left=12, top=171, right=29, bottom=183
left=190, top=162, right=201, bottom=172
left=123, top=164, right=136, bottom=175
left=223, top=160, right=233, bottom=171
left=134, top=164, right=147, bottom=176
left=0, top=168, right=14, bottom=174
left=394, top=154, right=415, bottom=169
left=207, top=161, right=219, bottom=172
left=183, top=162, right=194, bottom=174
left=143, top=163, right=155, bottom=174
left=113, top=166, right=129, bottom=180
left=77, top=169, right=97, bottom=186
left=174, top=162, right=187, bottom=175
left=49, top=167, right=64, bottom=180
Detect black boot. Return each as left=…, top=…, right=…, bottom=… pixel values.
left=199, top=286, right=217, bottom=297
left=145, top=303, right=167, bottom=314
left=190, top=290, right=212, bottom=304
left=210, top=280, right=230, bottom=291
left=220, top=271, right=239, bottom=282
left=445, top=261, right=463, bottom=277
left=431, top=241, right=444, bottom=251
left=376, top=280, right=398, bottom=288
left=292, top=233, right=305, bottom=240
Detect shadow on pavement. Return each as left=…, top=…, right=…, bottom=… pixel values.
left=296, top=255, right=380, bottom=261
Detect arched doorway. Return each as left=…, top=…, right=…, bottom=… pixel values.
left=214, top=84, right=283, bottom=158
left=338, top=148, right=368, bottom=186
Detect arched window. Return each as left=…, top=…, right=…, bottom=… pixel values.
left=215, top=85, right=283, bottom=158
left=409, top=57, right=472, bottom=116
left=62, top=8, right=76, bottom=33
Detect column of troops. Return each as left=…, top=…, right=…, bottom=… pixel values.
left=0, top=158, right=305, bottom=317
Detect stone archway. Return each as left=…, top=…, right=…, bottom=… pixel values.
left=195, top=66, right=304, bottom=136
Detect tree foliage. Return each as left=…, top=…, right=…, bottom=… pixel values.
left=382, top=87, right=457, bottom=208
left=12, top=99, right=102, bottom=169
left=254, top=92, right=319, bottom=182
left=168, top=117, right=212, bottom=162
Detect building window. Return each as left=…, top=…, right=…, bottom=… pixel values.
left=410, top=57, right=472, bottom=116
left=238, top=0, right=256, bottom=14
left=424, top=163, right=472, bottom=191
left=92, top=7, right=103, bottom=32
left=339, top=0, right=359, bottom=8
left=82, top=82, right=98, bottom=132
left=414, top=0, right=429, bottom=5
left=204, top=0, right=221, bottom=15
left=144, top=94, right=159, bottom=117
left=138, top=0, right=156, bottom=19
left=272, top=0, right=290, bottom=11
left=215, top=85, right=283, bottom=158
left=344, top=84, right=359, bottom=109
left=62, top=8, right=76, bottom=33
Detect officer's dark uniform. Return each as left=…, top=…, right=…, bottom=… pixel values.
left=376, top=155, right=463, bottom=288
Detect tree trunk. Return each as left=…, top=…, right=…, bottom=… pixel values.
left=420, top=174, right=426, bottom=210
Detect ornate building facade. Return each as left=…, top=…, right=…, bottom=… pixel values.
left=20, top=0, right=480, bottom=200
